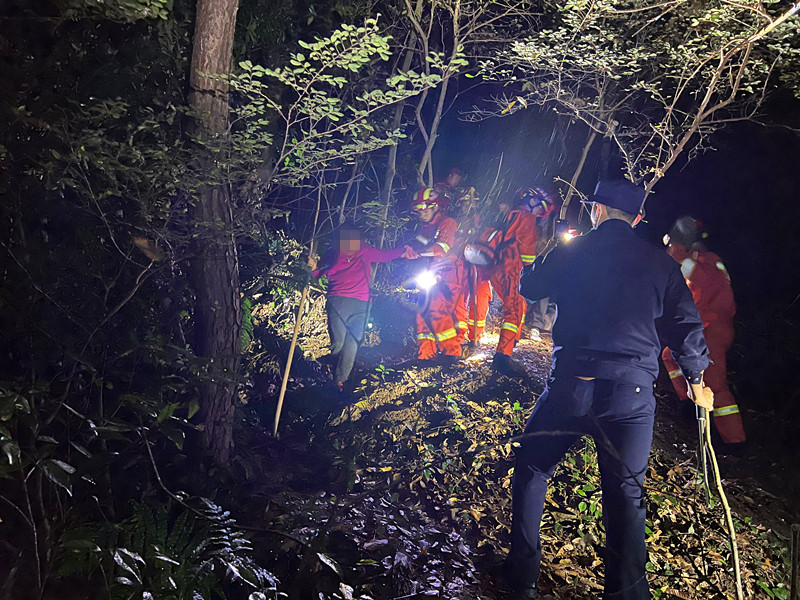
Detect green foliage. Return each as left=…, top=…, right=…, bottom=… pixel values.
left=479, top=0, right=800, bottom=185
left=241, top=296, right=255, bottom=350
left=229, top=17, right=441, bottom=187
left=58, top=500, right=278, bottom=599
left=39, top=98, right=190, bottom=228
left=358, top=199, right=411, bottom=245
left=58, top=0, right=173, bottom=22
left=374, top=363, right=395, bottom=383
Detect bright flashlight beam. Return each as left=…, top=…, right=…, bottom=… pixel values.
left=562, top=231, right=576, bottom=242
left=415, top=270, right=438, bottom=291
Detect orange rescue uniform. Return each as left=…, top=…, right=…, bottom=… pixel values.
left=414, top=212, right=465, bottom=359
left=463, top=209, right=537, bottom=355
left=661, top=247, right=746, bottom=444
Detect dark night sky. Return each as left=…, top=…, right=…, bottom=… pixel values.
left=431, top=89, right=800, bottom=315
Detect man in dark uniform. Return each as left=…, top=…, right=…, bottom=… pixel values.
left=507, top=180, right=715, bottom=599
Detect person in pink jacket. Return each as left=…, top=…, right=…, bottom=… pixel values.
left=310, top=223, right=417, bottom=390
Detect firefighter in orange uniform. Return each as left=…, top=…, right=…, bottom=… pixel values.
left=661, top=216, right=747, bottom=451
left=410, top=188, right=464, bottom=364
left=520, top=187, right=559, bottom=341
left=462, top=196, right=537, bottom=376
left=450, top=187, right=487, bottom=348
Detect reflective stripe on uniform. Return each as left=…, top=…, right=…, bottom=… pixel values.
left=502, top=322, right=519, bottom=333
left=466, top=319, right=486, bottom=327
left=716, top=261, right=731, bottom=281
left=712, top=404, right=740, bottom=418
left=418, top=332, right=435, bottom=341
left=668, top=368, right=683, bottom=379
left=436, top=328, right=457, bottom=341
left=457, top=321, right=469, bottom=330
left=520, top=254, right=536, bottom=264
left=436, top=241, right=450, bottom=253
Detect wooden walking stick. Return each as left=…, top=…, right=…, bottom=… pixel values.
left=273, top=187, right=323, bottom=437
left=272, top=264, right=312, bottom=437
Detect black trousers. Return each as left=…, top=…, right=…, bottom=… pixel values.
left=326, top=296, right=369, bottom=384
left=510, top=377, right=655, bottom=600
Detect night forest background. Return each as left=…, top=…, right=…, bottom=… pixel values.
left=2, top=0, right=800, bottom=599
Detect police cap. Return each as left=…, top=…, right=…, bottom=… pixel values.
left=592, top=180, right=646, bottom=215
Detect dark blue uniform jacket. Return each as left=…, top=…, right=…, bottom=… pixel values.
left=520, top=219, right=709, bottom=387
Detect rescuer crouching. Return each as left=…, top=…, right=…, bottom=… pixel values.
left=459, top=193, right=537, bottom=377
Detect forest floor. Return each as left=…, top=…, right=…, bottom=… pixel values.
left=240, top=311, right=799, bottom=600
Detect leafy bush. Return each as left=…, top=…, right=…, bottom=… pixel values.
left=58, top=499, right=278, bottom=599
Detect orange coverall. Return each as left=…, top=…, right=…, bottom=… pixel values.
left=463, top=209, right=537, bottom=355
left=662, top=247, right=746, bottom=444
left=415, top=212, right=465, bottom=359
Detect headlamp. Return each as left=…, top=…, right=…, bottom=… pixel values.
left=413, top=203, right=436, bottom=211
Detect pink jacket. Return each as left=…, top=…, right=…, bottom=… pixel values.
left=313, top=244, right=404, bottom=301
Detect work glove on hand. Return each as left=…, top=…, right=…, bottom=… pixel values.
left=307, top=255, right=319, bottom=271
left=689, top=383, right=714, bottom=412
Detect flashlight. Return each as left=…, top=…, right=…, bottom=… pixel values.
left=555, top=219, right=569, bottom=239
left=415, top=270, right=438, bottom=291
left=562, top=229, right=577, bottom=242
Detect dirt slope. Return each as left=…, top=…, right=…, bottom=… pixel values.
left=243, top=333, right=797, bottom=600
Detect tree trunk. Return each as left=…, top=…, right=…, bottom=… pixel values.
left=416, top=76, right=449, bottom=187
left=188, top=0, right=241, bottom=463
left=378, top=34, right=417, bottom=249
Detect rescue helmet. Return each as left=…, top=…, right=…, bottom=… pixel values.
left=664, top=215, right=708, bottom=248
left=519, top=186, right=556, bottom=214
left=457, top=186, right=479, bottom=204
left=412, top=187, right=440, bottom=211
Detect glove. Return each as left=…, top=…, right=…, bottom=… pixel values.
left=689, top=383, right=714, bottom=411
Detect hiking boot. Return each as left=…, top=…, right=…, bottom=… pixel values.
left=414, top=357, right=438, bottom=368
left=489, top=559, right=540, bottom=599
left=330, top=381, right=354, bottom=405
left=318, top=352, right=339, bottom=365
left=717, top=440, right=748, bottom=457
left=492, top=353, right=526, bottom=378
